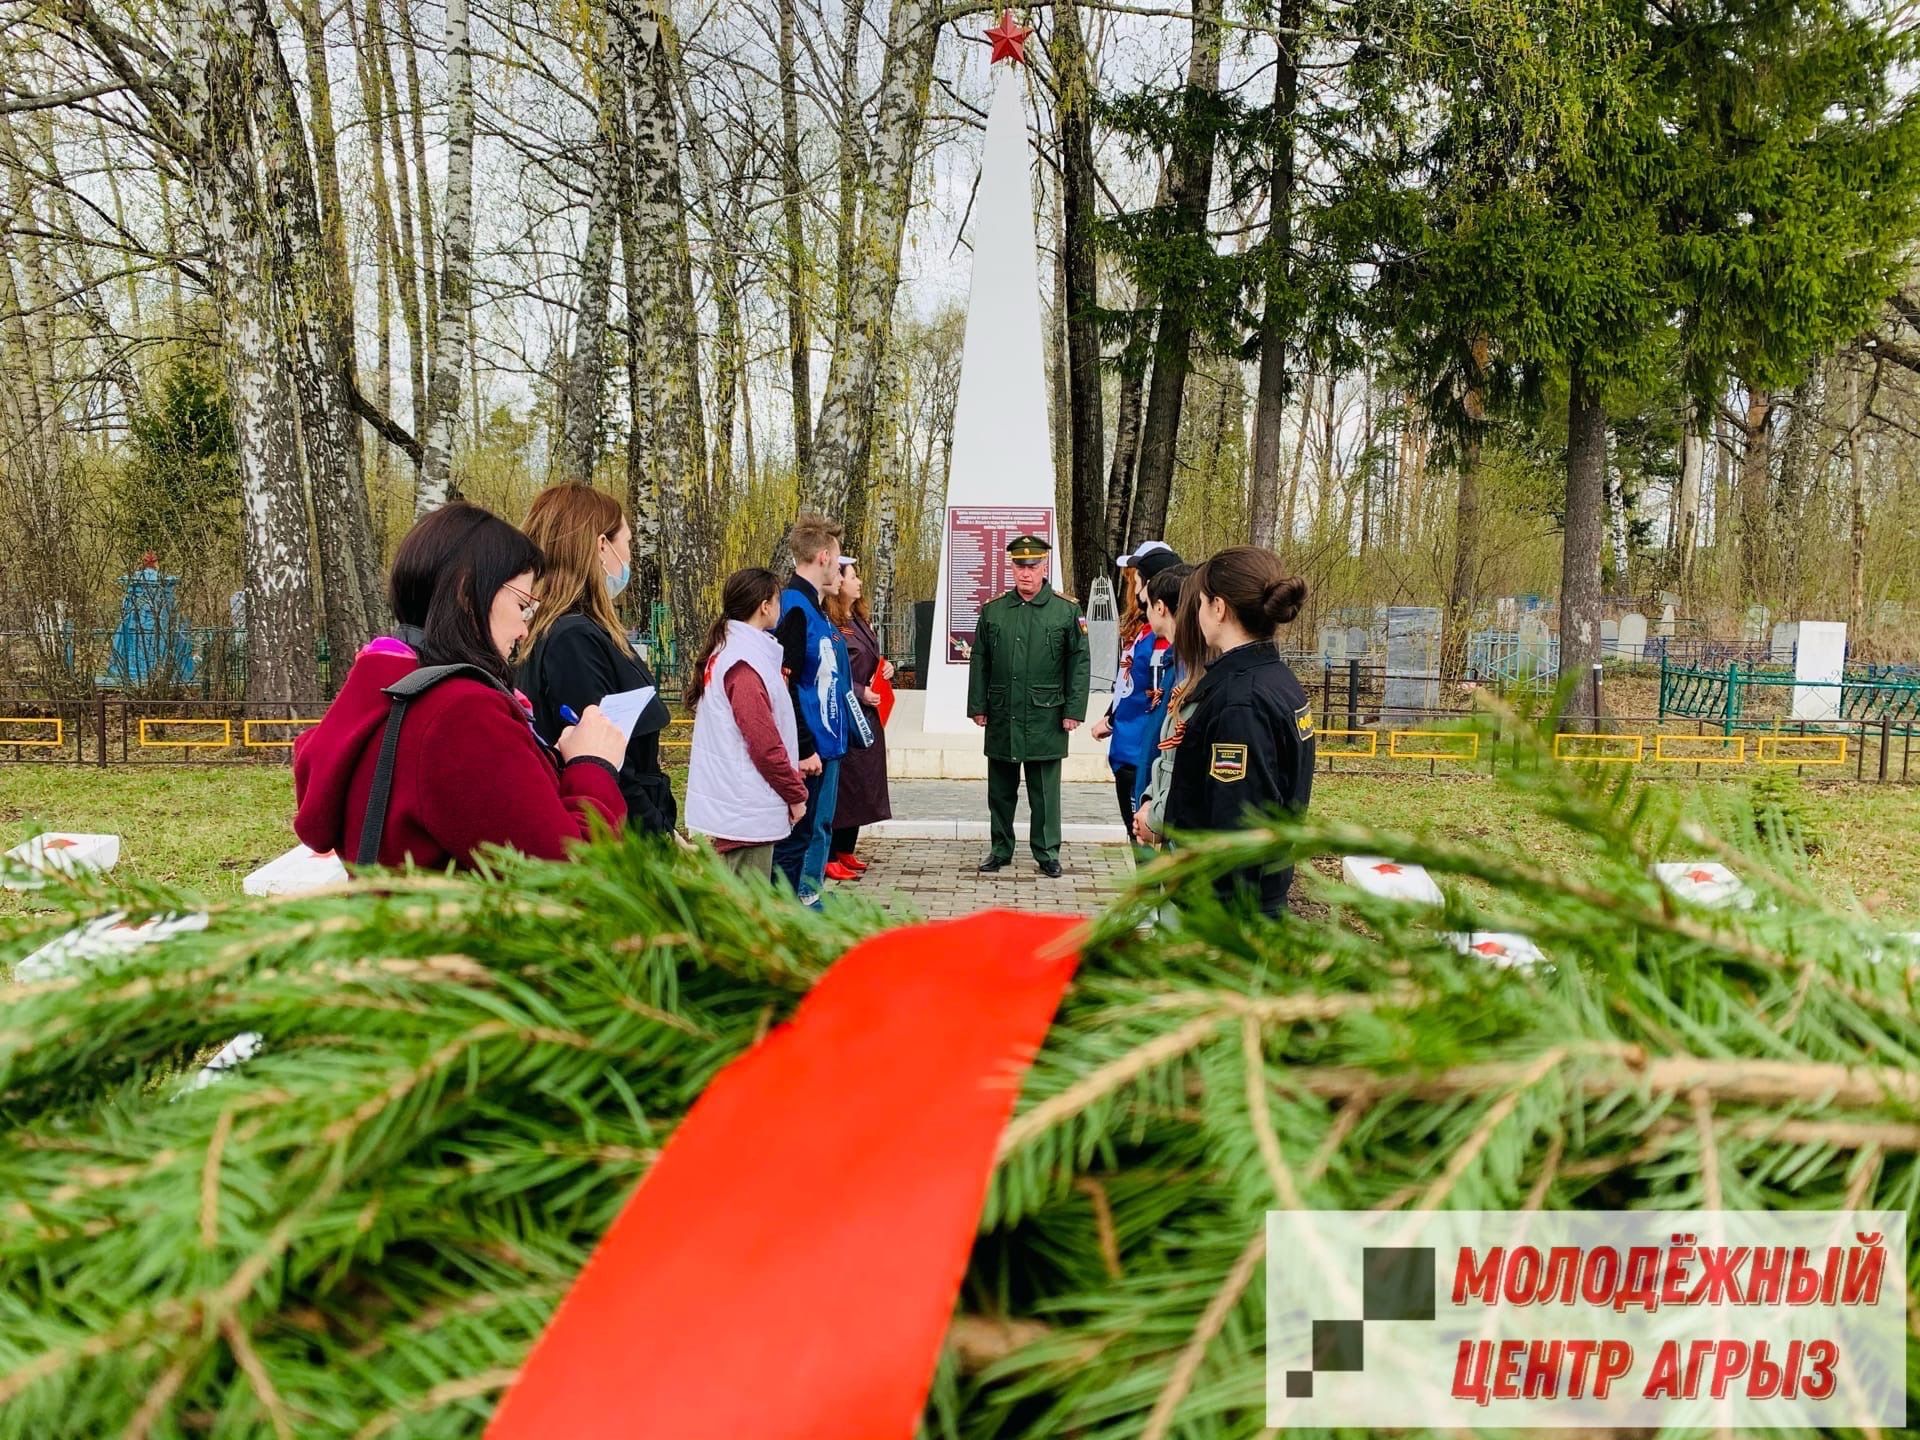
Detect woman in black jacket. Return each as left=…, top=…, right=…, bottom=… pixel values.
left=518, top=484, right=677, bottom=835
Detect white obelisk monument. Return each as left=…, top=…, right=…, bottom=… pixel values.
left=921, top=23, right=1065, bottom=735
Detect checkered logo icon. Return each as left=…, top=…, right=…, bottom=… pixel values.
left=1284, top=1246, right=1437, bottom=1398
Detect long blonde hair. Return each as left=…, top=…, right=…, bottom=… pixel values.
left=522, top=483, right=634, bottom=656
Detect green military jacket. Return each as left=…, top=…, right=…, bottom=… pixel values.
left=966, top=581, right=1092, bottom=762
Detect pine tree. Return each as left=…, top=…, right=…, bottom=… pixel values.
left=4, top=717, right=1919, bottom=1436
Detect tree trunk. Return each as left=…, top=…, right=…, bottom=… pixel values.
left=391, top=0, right=438, bottom=349
left=1776, top=375, right=1820, bottom=605
left=1126, top=0, right=1221, bottom=547
left=626, top=13, right=710, bottom=631
left=1847, top=367, right=1868, bottom=639
left=345, top=0, right=402, bottom=496
left=1674, top=399, right=1704, bottom=601
left=833, top=0, right=865, bottom=348
left=1441, top=341, right=1489, bottom=678
left=1280, top=381, right=1310, bottom=543
left=556, top=10, right=625, bottom=487
left=416, top=0, right=474, bottom=511
left=618, top=102, right=661, bottom=619
left=254, top=14, right=382, bottom=665
left=1247, top=0, right=1300, bottom=552
left=365, top=0, right=427, bottom=446
left=175, top=0, right=320, bottom=704
left=801, top=0, right=941, bottom=527
left=779, top=0, right=813, bottom=489
left=1102, top=352, right=1145, bottom=561
left=1055, top=0, right=1106, bottom=599
left=1563, top=367, right=1608, bottom=717
left=1737, top=382, right=1774, bottom=597
left=1049, top=230, right=1072, bottom=567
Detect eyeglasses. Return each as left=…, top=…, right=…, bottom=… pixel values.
left=502, top=582, right=540, bottom=625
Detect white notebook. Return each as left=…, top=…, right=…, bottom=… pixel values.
left=597, top=685, right=658, bottom=742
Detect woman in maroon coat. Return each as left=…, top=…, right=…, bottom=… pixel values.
left=825, top=560, right=892, bottom=878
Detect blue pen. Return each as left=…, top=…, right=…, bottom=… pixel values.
left=559, top=705, right=581, bottom=726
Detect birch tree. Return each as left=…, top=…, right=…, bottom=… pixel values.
left=555, top=6, right=625, bottom=487
left=416, top=0, right=474, bottom=511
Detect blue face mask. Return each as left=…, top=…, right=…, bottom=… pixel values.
left=605, top=558, right=631, bottom=600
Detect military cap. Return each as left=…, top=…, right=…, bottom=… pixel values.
left=1007, top=534, right=1052, bottom=562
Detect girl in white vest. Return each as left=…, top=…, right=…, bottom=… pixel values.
left=684, top=568, right=810, bottom=879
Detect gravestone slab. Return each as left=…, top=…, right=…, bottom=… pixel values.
left=1770, top=620, right=1799, bottom=666
left=13, top=911, right=209, bottom=984
left=4, top=832, right=120, bottom=889
left=1741, top=605, right=1771, bottom=645
left=1317, top=624, right=1348, bottom=665
left=1495, top=597, right=1518, bottom=630
left=243, top=844, right=349, bottom=897
left=1445, top=932, right=1547, bottom=971
left=1601, top=618, right=1619, bottom=650
left=1791, top=621, right=1847, bottom=721
left=1342, top=855, right=1444, bottom=906
left=1616, top=612, right=1648, bottom=660
left=1655, top=861, right=1753, bottom=910
left=1518, top=615, right=1554, bottom=673
left=1657, top=604, right=1677, bottom=638
left=1383, top=606, right=1442, bottom=714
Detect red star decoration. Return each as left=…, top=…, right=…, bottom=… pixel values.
left=44, top=838, right=76, bottom=850
left=1471, top=941, right=1509, bottom=957
left=1372, top=862, right=1403, bottom=876
left=1685, top=869, right=1717, bottom=885
left=985, top=11, right=1032, bottom=65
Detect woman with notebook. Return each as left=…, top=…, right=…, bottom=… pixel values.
left=519, top=484, right=678, bottom=837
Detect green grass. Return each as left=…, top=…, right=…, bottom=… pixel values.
left=4, top=763, right=1919, bottom=921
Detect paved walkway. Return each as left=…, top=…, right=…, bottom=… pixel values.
left=827, top=836, right=1134, bottom=919
left=866, top=780, right=1128, bottom=843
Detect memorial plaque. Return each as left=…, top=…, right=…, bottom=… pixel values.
left=942, top=505, right=1054, bottom=663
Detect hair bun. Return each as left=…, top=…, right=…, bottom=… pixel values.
left=1263, top=576, right=1307, bottom=626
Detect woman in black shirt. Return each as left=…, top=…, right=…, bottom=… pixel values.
left=1163, top=546, right=1314, bottom=914
left=518, top=484, right=677, bottom=835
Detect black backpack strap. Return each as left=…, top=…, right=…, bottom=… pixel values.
left=354, top=664, right=504, bottom=866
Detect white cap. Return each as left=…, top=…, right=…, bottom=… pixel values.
left=1116, top=540, right=1171, bottom=569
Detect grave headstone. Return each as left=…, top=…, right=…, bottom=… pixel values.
left=1342, top=855, right=1444, bottom=906
left=1656, top=603, right=1677, bottom=638
left=243, top=844, right=349, bottom=897
left=1317, top=624, right=1348, bottom=665
left=1741, top=604, right=1770, bottom=645
left=1383, top=606, right=1442, bottom=714
left=4, top=832, right=120, bottom=889
left=1875, top=600, right=1905, bottom=631
left=1616, top=613, right=1648, bottom=661
left=1655, top=861, right=1753, bottom=910
left=1770, top=620, right=1799, bottom=666
left=1346, top=625, right=1368, bottom=660
left=13, top=911, right=208, bottom=984
left=1495, top=597, right=1518, bottom=630
left=1517, top=614, right=1554, bottom=676
left=1445, top=932, right=1547, bottom=971
left=1791, top=620, right=1847, bottom=722
left=1601, top=618, right=1619, bottom=652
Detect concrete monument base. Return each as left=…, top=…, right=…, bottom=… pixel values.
left=883, top=689, right=1116, bottom=784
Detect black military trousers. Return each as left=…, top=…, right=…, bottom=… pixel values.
left=986, top=757, right=1062, bottom=864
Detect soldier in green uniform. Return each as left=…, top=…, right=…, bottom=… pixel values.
left=966, top=534, right=1092, bottom=876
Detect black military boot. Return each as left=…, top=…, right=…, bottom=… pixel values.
left=978, top=854, right=1011, bottom=873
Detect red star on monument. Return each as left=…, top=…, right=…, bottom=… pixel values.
left=1372, top=862, right=1403, bottom=876
left=1685, top=868, right=1717, bottom=885
left=985, top=10, right=1032, bottom=65
left=1471, top=940, right=1509, bottom=957
left=44, top=838, right=76, bottom=850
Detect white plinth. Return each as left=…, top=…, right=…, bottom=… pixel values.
left=1341, top=855, right=1444, bottom=906
left=4, top=831, right=120, bottom=888
left=1791, top=620, right=1847, bottom=722
left=13, top=910, right=208, bottom=983
left=244, top=844, right=349, bottom=897
left=1655, top=861, right=1753, bottom=910
left=1445, top=932, right=1546, bottom=970
left=883, top=689, right=1115, bottom=783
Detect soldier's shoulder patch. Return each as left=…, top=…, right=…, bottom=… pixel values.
left=1295, top=703, right=1314, bottom=739
left=1209, top=743, right=1248, bottom=783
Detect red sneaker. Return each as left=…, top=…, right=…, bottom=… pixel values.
left=835, top=852, right=870, bottom=873
left=824, top=859, right=859, bottom=882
